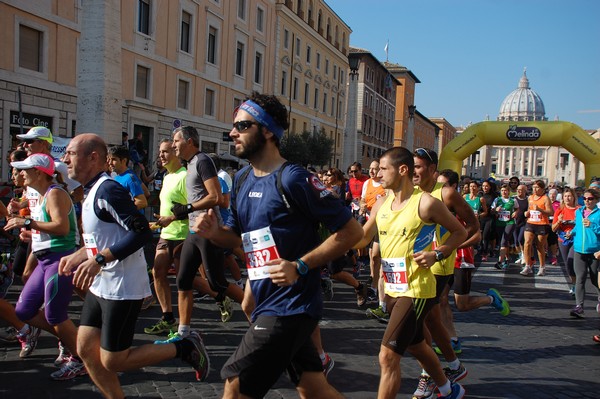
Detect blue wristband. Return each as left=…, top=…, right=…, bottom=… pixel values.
left=295, top=258, right=309, bottom=276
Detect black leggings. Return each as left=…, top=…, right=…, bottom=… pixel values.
left=480, top=217, right=496, bottom=254
left=177, top=233, right=227, bottom=299
left=558, top=242, right=574, bottom=276
left=12, top=240, right=30, bottom=277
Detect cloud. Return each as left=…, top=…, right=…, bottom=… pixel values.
left=577, top=109, right=600, bottom=114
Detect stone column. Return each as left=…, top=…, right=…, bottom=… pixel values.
left=77, top=0, right=122, bottom=143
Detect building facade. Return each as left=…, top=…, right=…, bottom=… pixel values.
left=343, top=48, right=398, bottom=170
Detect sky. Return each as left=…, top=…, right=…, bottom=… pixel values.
left=326, top=0, right=600, bottom=130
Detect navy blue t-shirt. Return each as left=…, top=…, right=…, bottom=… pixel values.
left=227, top=163, right=352, bottom=322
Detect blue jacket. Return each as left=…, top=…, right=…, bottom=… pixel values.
left=572, top=206, right=600, bottom=254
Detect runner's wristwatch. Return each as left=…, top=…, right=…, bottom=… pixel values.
left=23, top=218, right=32, bottom=230
left=433, top=250, right=445, bottom=262
left=95, top=253, right=106, bottom=266
left=295, top=259, right=309, bottom=276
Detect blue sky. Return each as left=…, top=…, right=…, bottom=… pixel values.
left=326, top=0, right=600, bottom=130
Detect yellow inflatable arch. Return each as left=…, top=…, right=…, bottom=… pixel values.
left=438, top=121, right=600, bottom=186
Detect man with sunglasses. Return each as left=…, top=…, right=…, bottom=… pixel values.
left=193, top=92, right=362, bottom=398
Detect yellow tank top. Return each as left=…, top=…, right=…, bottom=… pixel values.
left=377, top=188, right=436, bottom=299
left=430, top=182, right=458, bottom=276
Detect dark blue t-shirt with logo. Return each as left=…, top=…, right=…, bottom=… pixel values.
left=227, top=163, right=352, bottom=322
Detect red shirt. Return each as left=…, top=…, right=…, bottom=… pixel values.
left=348, top=175, right=368, bottom=200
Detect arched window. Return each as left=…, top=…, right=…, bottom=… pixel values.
left=326, top=18, right=331, bottom=41
left=317, top=10, right=322, bottom=33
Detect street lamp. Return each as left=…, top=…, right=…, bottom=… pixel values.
left=348, top=56, right=360, bottom=80
left=408, top=104, right=416, bottom=119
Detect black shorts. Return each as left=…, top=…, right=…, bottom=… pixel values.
left=156, top=238, right=184, bottom=259
left=381, top=296, right=435, bottom=355
left=327, top=252, right=353, bottom=275
left=453, top=268, right=474, bottom=296
left=547, top=229, right=558, bottom=245
left=524, top=223, right=549, bottom=236
left=178, top=233, right=226, bottom=292
left=79, top=292, right=142, bottom=352
left=433, top=274, right=452, bottom=303
left=221, top=314, right=321, bottom=398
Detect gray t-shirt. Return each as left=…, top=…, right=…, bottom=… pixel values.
left=185, top=152, right=219, bottom=226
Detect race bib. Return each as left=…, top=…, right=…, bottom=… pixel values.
left=82, top=233, right=99, bottom=259
left=529, top=210, right=541, bottom=222
left=381, top=257, right=408, bottom=293
left=498, top=210, right=510, bottom=222
left=242, top=226, right=280, bottom=281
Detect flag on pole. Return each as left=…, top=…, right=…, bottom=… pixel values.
left=384, top=40, right=389, bottom=61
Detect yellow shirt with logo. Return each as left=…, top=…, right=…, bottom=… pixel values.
left=377, top=188, right=437, bottom=299
left=430, top=182, right=457, bottom=276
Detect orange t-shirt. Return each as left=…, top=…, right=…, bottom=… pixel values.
left=527, top=195, right=550, bottom=225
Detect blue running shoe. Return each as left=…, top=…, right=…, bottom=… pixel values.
left=487, top=288, right=510, bottom=316
left=437, top=382, right=465, bottom=399
left=434, top=338, right=462, bottom=355
left=154, top=330, right=183, bottom=344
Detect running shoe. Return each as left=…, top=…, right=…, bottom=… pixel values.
left=367, top=287, right=378, bottom=302
left=437, top=382, right=465, bottom=399
left=0, top=326, right=18, bottom=342
left=519, top=265, right=533, bottom=276
left=322, top=352, right=335, bottom=378
left=501, top=260, right=510, bottom=270
left=366, top=306, right=389, bottom=323
left=140, top=294, right=156, bottom=310
left=487, top=288, right=510, bottom=316
left=481, top=255, right=488, bottom=262
left=144, top=319, right=178, bottom=335
left=50, top=357, right=87, bottom=380
left=537, top=266, right=546, bottom=276
left=570, top=305, right=584, bottom=319
left=356, top=284, right=368, bottom=307
left=550, top=256, right=558, bottom=266
left=154, top=330, right=184, bottom=344
left=217, top=297, right=234, bottom=323
left=321, top=277, right=334, bottom=301
left=434, top=339, right=462, bottom=355
left=494, top=261, right=502, bottom=270
left=412, top=374, right=436, bottom=399
left=182, top=331, right=210, bottom=382
left=568, top=285, right=575, bottom=297
left=444, top=363, right=468, bottom=383
left=54, top=340, right=72, bottom=367
left=17, top=326, right=41, bottom=358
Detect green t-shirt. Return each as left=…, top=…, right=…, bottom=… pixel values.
left=492, top=197, right=517, bottom=226
left=159, top=167, right=189, bottom=240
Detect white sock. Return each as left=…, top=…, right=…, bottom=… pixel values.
left=319, top=352, right=326, bottom=362
left=438, top=380, right=452, bottom=396
left=448, top=359, right=461, bottom=370
left=380, top=302, right=387, bottom=312
left=421, top=369, right=429, bottom=377
left=178, top=325, right=191, bottom=337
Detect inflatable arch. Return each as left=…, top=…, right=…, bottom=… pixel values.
left=438, top=121, right=600, bottom=186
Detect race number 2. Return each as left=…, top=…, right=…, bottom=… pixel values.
left=242, top=226, right=280, bottom=281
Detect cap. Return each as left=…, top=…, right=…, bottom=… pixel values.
left=16, top=126, right=53, bottom=143
left=10, top=153, right=55, bottom=176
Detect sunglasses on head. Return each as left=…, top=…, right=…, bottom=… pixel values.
left=232, top=120, right=258, bottom=132
left=415, top=148, right=436, bottom=164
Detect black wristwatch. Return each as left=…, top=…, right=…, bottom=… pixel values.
left=24, top=218, right=32, bottom=230
left=433, top=250, right=445, bottom=262
left=95, top=253, right=106, bottom=266
left=295, top=259, right=309, bottom=276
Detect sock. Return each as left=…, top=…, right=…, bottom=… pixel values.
left=380, top=302, right=387, bottom=312
left=450, top=336, right=458, bottom=342
left=488, top=295, right=494, bottom=305
left=421, top=369, right=429, bottom=377
left=448, top=358, right=461, bottom=370
left=319, top=352, right=326, bottom=362
left=438, top=380, right=452, bottom=396
left=162, top=312, right=175, bottom=322
left=178, top=325, right=191, bottom=337
left=18, top=324, right=30, bottom=335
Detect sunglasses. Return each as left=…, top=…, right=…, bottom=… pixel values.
left=23, top=139, right=38, bottom=144
left=349, top=170, right=359, bottom=174
left=325, top=173, right=332, bottom=176
left=415, top=148, right=436, bottom=164
left=232, top=120, right=258, bottom=132
left=584, top=197, right=597, bottom=201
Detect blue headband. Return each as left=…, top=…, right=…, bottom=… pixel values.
left=239, top=100, right=284, bottom=140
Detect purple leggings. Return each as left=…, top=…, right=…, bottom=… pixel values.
left=16, top=249, right=76, bottom=325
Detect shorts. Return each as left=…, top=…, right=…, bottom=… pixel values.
left=381, top=296, right=435, bottom=355
left=156, top=238, right=184, bottom=259
left=221, top=314, right=321, bottom=398
left=547, top=229, right=558, bottom=246
left=453, top=268, right=474, bottom=296
left=433, top=274, right=452, bottom=303
left=80, top=292, right=142, bottom=352
left=524, top=223, right=549, bottom=236
left=327, top=252, right=353, bottom=275
left=178, top=233, right=226, bottom=293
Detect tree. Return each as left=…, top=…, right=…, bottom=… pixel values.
left=281, top=129, right=334, bottom=168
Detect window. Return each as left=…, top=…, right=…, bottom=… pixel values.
left=281, top=70, right=287, bottom=95
left=177, top=79, right=189, bottom=110
left=284, top=29, right=289, bottom=49
left=295, top=37, right=301, bottom=57
left=233, top=98, right=242, bottom=111
left=325, top=59, right=329, bottom=75
left=254, top=52, right=262, bottom=84
left=235, top=42, right=244, bottom=76
left=306, top=45, right=311, bottom=64
left=304, top=83, right=309, bottom=104
left=316, top=52, right=321, bottom=69
left=207, top=26, right=217, bottom=64
left=333, top=65, right=337, bottom=80
left=19, top=25, right=42, bottom=72
left=237, top=0, right=246, bottom=20
left=205, top=88, right=215, bottom=116
left=136, top=65, right=149, bottom=99
left=322, top=93, right=327, bottom=113
left=180, top=11, right=191, bottom=53
left=138, top=0, right=150, bottom=35
left=314, top=88, right=319, bottom=109
left=330, top=96, right=335, bottom=116
left=201, top=141, right=217, bottom=154
left=293, top=77, right=298, bottom=100
left=256, top=7, right=264, bottom=33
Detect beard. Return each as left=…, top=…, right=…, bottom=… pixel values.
left=235, top=129, right=266, bottom=159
